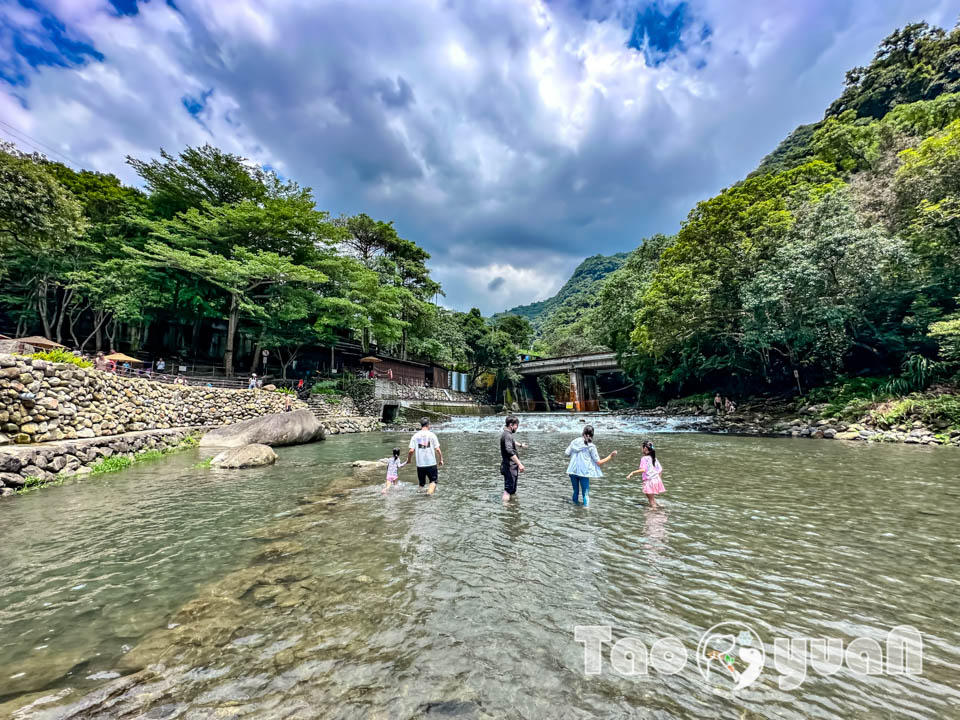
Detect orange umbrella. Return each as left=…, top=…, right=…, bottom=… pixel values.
left=103, top=352, right=143, bottom=364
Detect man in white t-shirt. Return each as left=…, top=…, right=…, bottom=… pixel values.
left=407, top=417, right=443, bottom=494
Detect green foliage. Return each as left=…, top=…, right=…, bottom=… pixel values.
left=498, top=253, right=629, bottom=354
left=273, top=386, right=296, bottom=395
left=752, top=122, right=820, bottom=177
left=929, top=313, right=960, bottom=367
left=578, top=21, right=960, bottom=401
left=827, top=22, right=960, bottom=121
left=665, top=392, right=713, bottom=409
left=872, top=393, right=960, bottom=429
left=804, top=376, right=894, bottom=420
left=30, top=349, right=93, bottom=368
left=90, top=455, right=134, bottom=474
left=0, top=138, right=445, bottom=376
left=493, top=314, right=533, bottom=349
left=309, top=379, right=341, bottom=396
left=882, top=354, right=941, bottom=395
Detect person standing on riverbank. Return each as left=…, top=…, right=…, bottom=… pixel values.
left=408, top=417, right=442, bottom=494
left=499, top=416, right=528, bottom=502
left=565, top=425, right=617, bottom=508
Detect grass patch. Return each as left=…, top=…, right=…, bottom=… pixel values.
left=90, top=455, right=133, bottom=474
left=193, top=457, right=213, bottom=469
left=16, top=474, right=67, bottom=495
left=29, top=349, right=93, bottom=368
left=14, top=433, right=202, bottom=495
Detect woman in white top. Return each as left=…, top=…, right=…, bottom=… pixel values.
left=565, top=425, right=617, bottom=508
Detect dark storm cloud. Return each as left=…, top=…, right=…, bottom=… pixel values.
left=1, top=0, right=956, bottom=313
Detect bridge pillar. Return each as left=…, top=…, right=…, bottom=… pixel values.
left=569, top=370, right=600, bottom=412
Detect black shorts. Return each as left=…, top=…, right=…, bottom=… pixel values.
left=500, top=461, right=519, bottom=495
left=417, top=465, right=438, bottom=487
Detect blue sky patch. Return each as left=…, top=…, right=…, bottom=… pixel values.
left=108, top=0, right=140, bottom=16
left=1, top=0, right=103, bottom=86
left=628, top=2, right=710, bottom=67
left=181, top=88, right=213, bottom=117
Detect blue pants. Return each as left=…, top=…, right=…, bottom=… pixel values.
left=570, top=474, right=590, bottom=506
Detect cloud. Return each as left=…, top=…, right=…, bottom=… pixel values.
left=1, top=0, right=957, bottom=315
left=487, top=276, right=507, bottom=292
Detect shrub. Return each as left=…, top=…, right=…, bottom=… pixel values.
left=310, top=379, right=342, bottom=396
left=666, top=392, right=713, bottom=409
left=804, top=375, right=893, bottom=419
left=30, top=349, right=93, bottom=368
left=274, top=386, right=296, bottom=395
left=872, top=393, right=960, bottom=429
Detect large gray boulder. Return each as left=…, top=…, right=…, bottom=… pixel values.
left=210, top=444, right=278, bottom=469
left=199, top=410, right=325, bottom=448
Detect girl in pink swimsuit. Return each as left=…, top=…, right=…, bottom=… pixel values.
left=626, top=440, right=665, bottom=509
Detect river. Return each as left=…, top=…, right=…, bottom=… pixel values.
left=1, top=414, right=958, bottom=718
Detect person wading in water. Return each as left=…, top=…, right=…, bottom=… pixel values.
left=407, top=417, right=443, bottom=494
left=499, top=416, right=528, bottom=502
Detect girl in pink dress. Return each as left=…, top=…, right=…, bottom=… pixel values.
left=626, top=440, right=665, bottom=508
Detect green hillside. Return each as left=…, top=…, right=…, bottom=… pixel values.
left=587, top=20, right=960, bottom=399
left=498, top=252, right=628, bottom=354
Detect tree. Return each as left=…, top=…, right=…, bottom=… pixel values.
left=827, top=22, right=960, bottom=120
left=741, top=190, right=916, bottom=380
left=494, top=314, right=533, bottom=349
left=127, top=144, right=269, bottom=218
left=0, top=144, right=88, bottom=339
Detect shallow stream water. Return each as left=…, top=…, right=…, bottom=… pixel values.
left=1, top=414, right=959, bottom=718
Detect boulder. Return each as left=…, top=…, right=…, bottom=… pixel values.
left=351, top=459, right=387, bottom=470
left=199, top=410, right=324, bottom=448
left=210, top=444, right=278, bottom=469
left=1, top=472, right=26, bottom=488
left=0, top=453, right=22, bottom=473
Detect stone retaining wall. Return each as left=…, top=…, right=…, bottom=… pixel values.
left=0, top=355, right=306, bottom=445
left=319, top=416, right=382, bottom=435
left=374, top=380, right=477, bottom=403
left=0, top=428, right=197, bottom=495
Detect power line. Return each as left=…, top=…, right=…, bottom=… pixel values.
left=0, top=118, right=83, bottom=167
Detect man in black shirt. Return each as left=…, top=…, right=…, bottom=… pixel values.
left=500, top=416, right=527, bottom=502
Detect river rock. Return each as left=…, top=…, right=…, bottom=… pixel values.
left=1, top=472, right=26, bottom=488
left=199, top=410, right=324, bottom=448
left=0, top=453, right=21, bottom=473
left=210, top=444, right=278, bottom=469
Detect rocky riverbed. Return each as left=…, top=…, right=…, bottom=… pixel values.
left=619, top=396, right=960, bottom=447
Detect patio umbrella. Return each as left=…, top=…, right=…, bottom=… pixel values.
left=103, top=352, right=143, bottom=364
left=13, top=336, right=65, bottom=350
left=360, top=356, right=382, bottom=363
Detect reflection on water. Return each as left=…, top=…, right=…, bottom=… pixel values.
left=1, top=430, right=959, bottom=718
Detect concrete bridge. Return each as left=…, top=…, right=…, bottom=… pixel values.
left=516, top=351, right=624, bottom=412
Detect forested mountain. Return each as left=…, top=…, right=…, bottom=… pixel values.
left=499, top=252, right=628, bottom=354
left=579, top=21, right=960, bottom=398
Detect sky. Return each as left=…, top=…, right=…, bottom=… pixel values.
left=1, top=0, right=958, bottom=315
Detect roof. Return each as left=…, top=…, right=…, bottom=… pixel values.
left=13, top=336, right=65, bottom=349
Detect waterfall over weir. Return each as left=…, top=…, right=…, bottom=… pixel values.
left=434, top=412, right=706, bottom=435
